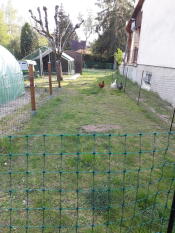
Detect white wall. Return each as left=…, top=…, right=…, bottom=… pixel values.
left=120, top=64, right=175, bottom=106
left=138, top=0, right=175, bottom=68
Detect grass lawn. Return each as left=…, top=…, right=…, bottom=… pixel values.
left=24, top=74, right=73, bottom=88
left=0, top=69, right=175, bottom=233
left=23, top=69, right=173, bottom=135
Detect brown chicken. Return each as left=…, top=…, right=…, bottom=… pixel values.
left=99, top=81, right=105, bottom=88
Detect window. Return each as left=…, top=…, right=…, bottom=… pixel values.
left=144, top=72, right=152, bottom=85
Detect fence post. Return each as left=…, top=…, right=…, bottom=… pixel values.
left=29, top=64, right=36, bottom=114
left=48, top=62, right=53, bottom=96
left=169, top=108, right=175, bottom=132
left=137, top=71, right=144, bottom=105
left=124, top=67, right=128, bottom=93
left=166, top=109, right=175, bottom=233
left=167, top=191, right=175, bottom=233
left=122, top=63, right=126, bottom=76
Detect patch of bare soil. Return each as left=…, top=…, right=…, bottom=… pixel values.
left=81, top=124, right=121, bottom=133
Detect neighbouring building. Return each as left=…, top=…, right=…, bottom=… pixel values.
left=121, top=0, right=175, bottom=106
left=70, top=40, right=86, bottom=51
left=65, top=50, right=83, bottom=74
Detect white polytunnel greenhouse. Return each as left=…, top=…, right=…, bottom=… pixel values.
left=0, top=45, right=25, bottom=105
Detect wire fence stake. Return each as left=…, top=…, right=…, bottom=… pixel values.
left=137, top=71, right=144, bottom=105
left=29, top=64, right=36, bottom=114
left=124, top=67, right=128, bottom=93
left=169, top=108, right=175, bottom=132
left=48, top=62, right=53, bottom=96
left=167, top=191, right=175, bottom=233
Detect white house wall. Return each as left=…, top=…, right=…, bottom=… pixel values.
left=120, top=0, right=175, bottom=106
left=138, top=0, right=175, bottom=68
left=120, top=64, right=175, bottom=106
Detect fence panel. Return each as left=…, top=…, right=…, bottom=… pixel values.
left=0, top=132, right=175, bottom=232
left=0, top=75, right=59, bottom=136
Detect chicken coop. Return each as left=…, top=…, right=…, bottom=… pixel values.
left=23, top=46, right=75, bottom=75
left=0, top=45, right=25, bottom=105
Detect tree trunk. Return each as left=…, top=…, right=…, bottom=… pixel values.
left=55, top=52, right=63, bottom=88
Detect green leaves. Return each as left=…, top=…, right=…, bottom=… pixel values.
left=20, top=23, right=39, bottom=58
left=93, top=0, right=134, bottom=59
left=0, top=10, right=10, bottom=47
left=114, top=48, right=123, bottom=66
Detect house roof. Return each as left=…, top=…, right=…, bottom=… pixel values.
left=23, top=47, right=74, bottom=62
left=62, top=52, right=74, bottom=62
left=126, top=0, right=145, bottom=33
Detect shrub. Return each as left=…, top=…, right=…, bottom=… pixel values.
left=114, top=48, right=123, bottom=66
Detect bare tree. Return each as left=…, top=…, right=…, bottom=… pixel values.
left=29, top=6, right=84, bottom=87
left=78, top=12, right=94, bottom=45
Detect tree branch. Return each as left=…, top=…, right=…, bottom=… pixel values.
left=43, top=6, right=50, bottom=35
left=29, top=7, right=54, bottom=44
left=54, top=5, right=60, bottom=50
left=62, top=19, right=84, bottom=51
left=29, top=9, right=41, bottom=25
left=29, top=6, right=83, bottom=55
left=60, top=21, right=71, bottom=46
left=37, top=7, right=44, bottom=31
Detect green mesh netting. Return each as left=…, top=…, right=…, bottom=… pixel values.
left=0, top=45, right=25, bottom=105
left=0, top=131, right=175, bottom=232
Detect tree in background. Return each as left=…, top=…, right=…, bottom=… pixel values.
left=20, top=23, right=39, bottom=58
left=4, top=0, right=20, bottom=37
left=38, top=34, right=48, bottom=47
left=0, top=0, right=24, bottom=58
left=78, top=11, right=95, bottom=45
left=7, top=37, right=21, bottom=59
left=92, top=0, right=133, bottom=60
left=0, top=10, right=10, bottom=46
left=55, top=4, right=78, bottom=50
left=4, top=0, right=22, bottom=58
left=29, top=5, right=83, bottom=87
left=0, top=0, right=43, bottom=59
